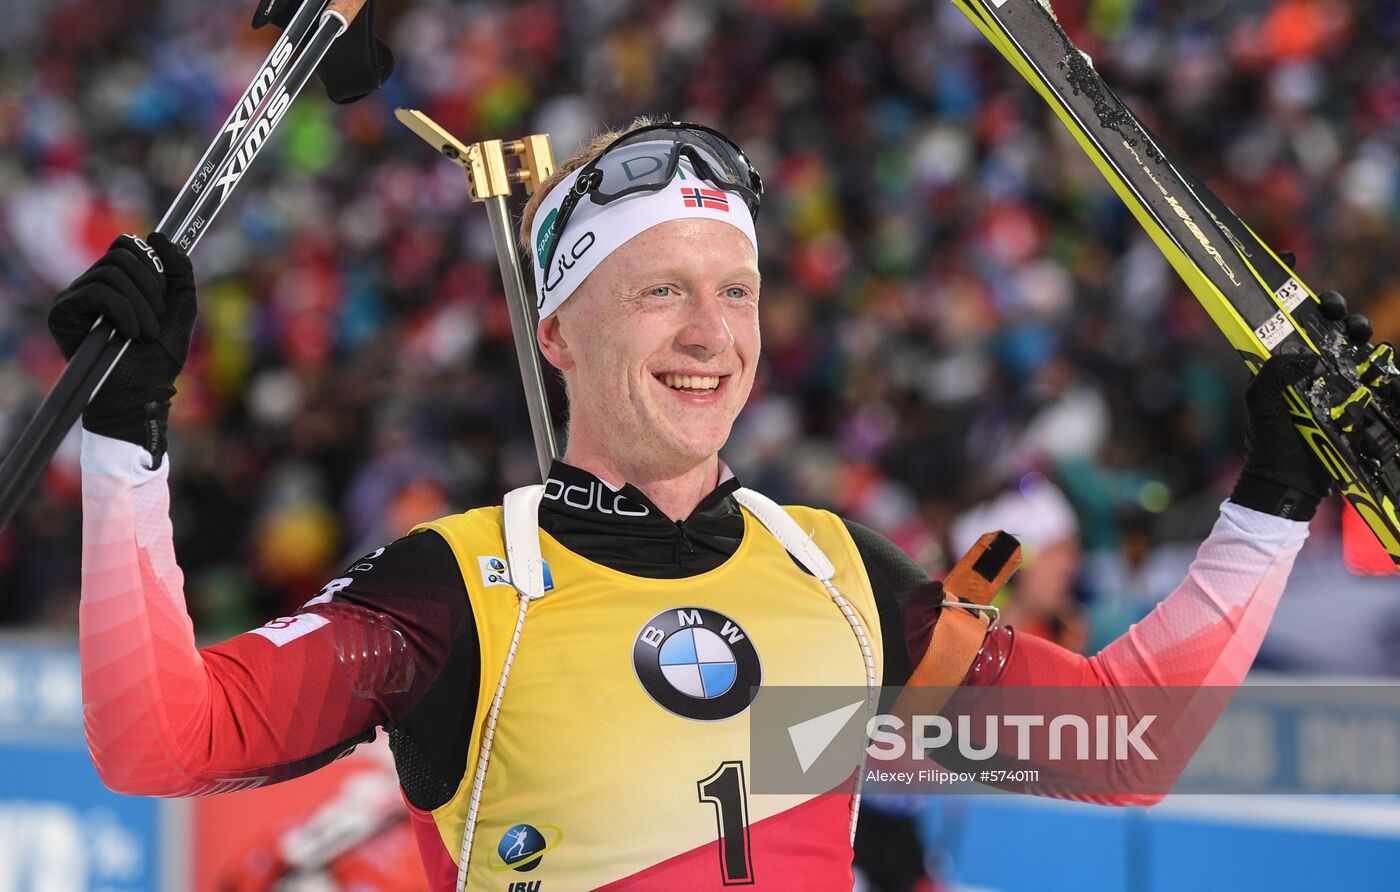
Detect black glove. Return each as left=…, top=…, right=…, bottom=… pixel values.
left=48, top=233, right=196, bottom=468
left=1230, top=353, right=1339, bottom=521
left=253, top=0, right=394, bottom=104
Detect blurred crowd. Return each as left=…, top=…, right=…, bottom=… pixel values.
left=2, top=0, right=1398, bottom=670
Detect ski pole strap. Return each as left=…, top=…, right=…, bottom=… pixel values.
left=904, top=531, right=1021, bottom=711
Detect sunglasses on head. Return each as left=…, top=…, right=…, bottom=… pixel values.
left=535, top=121, right=763, bottom=281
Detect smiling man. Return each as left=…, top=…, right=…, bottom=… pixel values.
left=536, top=214, right=760, bottom=513
left=60, top=119, right=1334, bottom=891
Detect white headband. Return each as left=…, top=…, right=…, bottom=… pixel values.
left=528, top=140, right=759, bottom=318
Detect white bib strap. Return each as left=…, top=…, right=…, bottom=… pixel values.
left=459, top=484, right=546, bottom=889
left=502, top=484, right=548, bottom=600
left=733, top=487, right=836, bottom=581
left=735, top=485, right=875, bottom=844
left=492, top=482, right=872, bottom=850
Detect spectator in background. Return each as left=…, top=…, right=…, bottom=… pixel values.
left=951, top=473, right=1087, bottom=653
left=1, top=0, right=1398, bottom=671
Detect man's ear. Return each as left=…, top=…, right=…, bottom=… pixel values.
left=537, top=313, right=575, bottom=372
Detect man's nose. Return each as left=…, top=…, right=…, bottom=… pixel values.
left=678, top=293, right=735, bottom=356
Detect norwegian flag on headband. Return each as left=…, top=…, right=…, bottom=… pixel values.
left=681, top=187, right=730, bottom=211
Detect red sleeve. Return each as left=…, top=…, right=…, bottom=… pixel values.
left=81, top=431, right=467, bottom=796
left=962, top=625, right=1106, bottom=687
left=952, top=502, right=1309, bottom=805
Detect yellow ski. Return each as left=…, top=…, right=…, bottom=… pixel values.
left=952, top=0, right=1400, bottom=565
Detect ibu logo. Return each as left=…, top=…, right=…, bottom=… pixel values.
left=633, top=607, right=761, bottom=721
left=489, top=822, right=562, bottom=876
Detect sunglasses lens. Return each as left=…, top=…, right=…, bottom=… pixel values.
left=590, top=139, right=682, bottom=196
left=591, top=126, right=759, bottom=206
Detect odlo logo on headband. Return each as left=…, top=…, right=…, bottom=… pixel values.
left=539, top=231, right=597, bottom=300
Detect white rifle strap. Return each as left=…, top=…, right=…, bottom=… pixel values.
left=503, top=484, right=548, bottom=601
left=732, top=488, right=836, bottom=580
left=455, top=484, right=546, bottom=891
left=460, top=484, right=878, bottom=883
left=733, top=487, right=877, bottom=843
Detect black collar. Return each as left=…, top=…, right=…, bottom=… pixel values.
left=537, top=461, right=746, bottom=578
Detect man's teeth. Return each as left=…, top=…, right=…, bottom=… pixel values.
left=661, top=374, right=720, bottom=391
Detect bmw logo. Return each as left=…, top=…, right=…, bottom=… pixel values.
left=633, top=607, right=761, bottom=721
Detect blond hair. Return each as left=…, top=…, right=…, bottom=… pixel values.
left=518, top=117, right=666, bottom=427
left=518, top=115, right=666, bottom=249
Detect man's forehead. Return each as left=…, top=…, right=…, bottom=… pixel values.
left=613, top=218, right=759, bottom=272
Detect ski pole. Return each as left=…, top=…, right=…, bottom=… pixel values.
left=0, top=0, right=370, bottom=532
left=158, top=0, right=331, bottom=237
left=0, top=0, right=330, bottom=524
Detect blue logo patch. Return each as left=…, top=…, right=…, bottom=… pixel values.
left=489, top=822, right=563, bottom=873
left=478, top=556, right=555, bottom=592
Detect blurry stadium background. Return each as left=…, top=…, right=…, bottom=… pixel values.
left=2, top=0, right=1400, bottom=889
